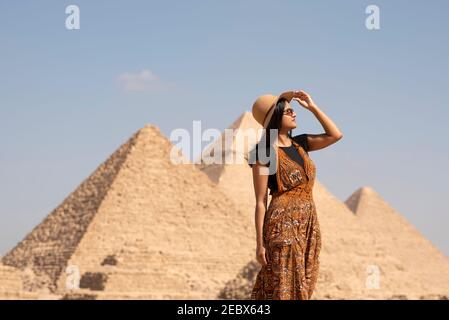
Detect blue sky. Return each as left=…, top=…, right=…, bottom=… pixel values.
left=1, top=1, right=448, bottom=257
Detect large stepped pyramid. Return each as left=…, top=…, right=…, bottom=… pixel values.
left=1, top=125, right=254, bottom=299
left=1, top=131, right=136, bottom=292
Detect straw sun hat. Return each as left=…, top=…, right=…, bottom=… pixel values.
left=251, top=90, right=298, bottom=128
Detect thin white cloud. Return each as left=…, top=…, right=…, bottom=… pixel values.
left=117, top=69, right=173, bottom=92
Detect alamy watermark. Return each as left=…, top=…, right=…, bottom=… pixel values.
left=365, top=5, right=380, bottom=30
left=65, top=264, right=80, bottom=290
left=365, top=264, right=381, bottom=289
left=65, top=5, right=80, bottom=30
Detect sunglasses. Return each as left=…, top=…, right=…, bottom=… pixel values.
left=283, top=108, right=295, bottom=116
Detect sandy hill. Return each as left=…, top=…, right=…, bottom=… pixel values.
left=1, top=125, right=254, bottom=299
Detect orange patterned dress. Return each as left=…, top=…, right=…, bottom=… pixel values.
left=251, top=139, right=321, bottom=300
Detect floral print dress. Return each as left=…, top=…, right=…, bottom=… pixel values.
left=251, top=139, right=321, bottom=300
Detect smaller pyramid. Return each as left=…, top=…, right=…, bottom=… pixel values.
left=195, top=112, right=263, bottom=243
left=196, top=111, right=262, bottom=181
left=346, top=186, right=449, bottom=297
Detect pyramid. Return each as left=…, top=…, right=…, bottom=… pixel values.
left=345, top=187, right=449, bottom=298
left=1, top=125, right=254, bottom=299
left=0, top=264, right=24, bottom=298
left=198, top=112, right=449, bottom=299
left=0, top=263, right=42, bottom=299
left=195, top=112, right=264, bottom=246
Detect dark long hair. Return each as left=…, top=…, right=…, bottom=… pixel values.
left=248, top=98, right=292, bottom=171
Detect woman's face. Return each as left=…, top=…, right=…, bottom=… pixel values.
left=281, top=101, right=297, bottom=131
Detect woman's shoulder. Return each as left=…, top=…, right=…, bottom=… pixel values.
left=292, top=133, right=309, bottom=152
left=248, top=143, right=270, bottom=168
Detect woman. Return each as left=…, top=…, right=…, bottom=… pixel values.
left=248, top=90, right=343, bottom=300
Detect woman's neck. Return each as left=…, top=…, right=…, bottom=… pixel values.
left=277, top=132, right=292, bottom=147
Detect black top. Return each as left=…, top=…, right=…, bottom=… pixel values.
left=248, top=134, right=309, bottom=195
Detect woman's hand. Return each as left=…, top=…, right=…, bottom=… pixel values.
left=256, top=244, right=268, bottom=266
left=292, top=90, right=317, bottom=110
